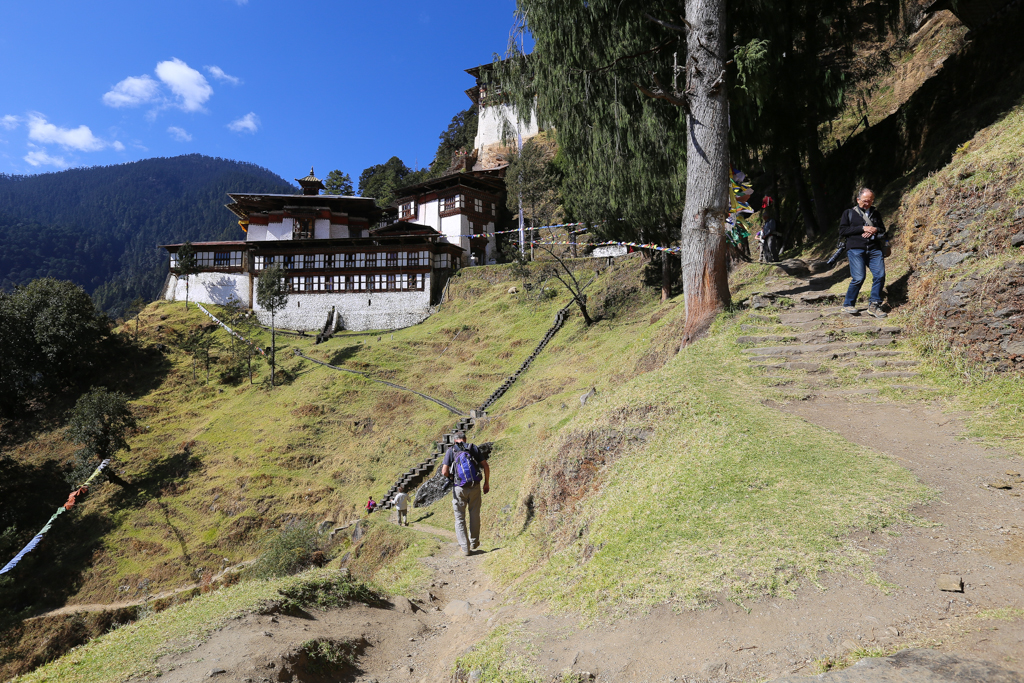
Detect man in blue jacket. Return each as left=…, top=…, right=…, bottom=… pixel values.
left=840, top=188, right=888, bottom=318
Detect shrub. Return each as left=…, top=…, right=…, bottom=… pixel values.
left=250, top=521, right=324, bottom=578
left=276, top=570, right=385, bottom=612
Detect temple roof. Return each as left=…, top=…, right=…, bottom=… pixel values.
left=393, top=170, right=505, bottom=204
left=225, top=193, right=383, bottom=221
left=296, top=166, right=327, bottom=196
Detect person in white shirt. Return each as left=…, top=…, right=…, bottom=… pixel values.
left=392, top=486, right=409, bottom=526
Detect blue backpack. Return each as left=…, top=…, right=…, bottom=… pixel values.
left=451, top=443, right=482, bottom=488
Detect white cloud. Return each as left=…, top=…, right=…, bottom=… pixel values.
left=113, top=140, right=125, bottom=151
left=24, top=149, right=69, bottom=168
left=102, top=75, right=161, bottom=108
left=27, top=113, right=110, bottom=151
left=155, top=58, right=213, bottom=112
left=168, top=126, right=192, bottom=142
left=205, top=66, right=241, bottom=85
left=227, top=112, right=259, bottom=134
left=1, top=115, right=19, bottom=130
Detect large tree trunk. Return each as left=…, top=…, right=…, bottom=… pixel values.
left=679, top=0, right=731, bottom=347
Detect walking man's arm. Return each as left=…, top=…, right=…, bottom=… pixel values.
left=482, top=460, right=490, bottom=494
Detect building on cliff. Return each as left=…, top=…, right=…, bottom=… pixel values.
left=160, top=169, right=464, bottom=332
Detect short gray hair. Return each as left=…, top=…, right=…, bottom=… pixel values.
left=857, top=187, right=875, bottom=199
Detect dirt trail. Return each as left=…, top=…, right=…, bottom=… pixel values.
left=138, top=393, right=1024, bottom=683
left=51, top=278, right=1024, bottom=681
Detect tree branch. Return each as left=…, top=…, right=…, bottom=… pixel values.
left=644, top=13, right=689, bottom=34
left=572, top=37, right=676, bottom=74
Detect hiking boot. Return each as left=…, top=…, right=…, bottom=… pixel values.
left=471, top=541, right=480, bottom=551
left=841, top=305, right=859, bottom=315
left=462, top=548, right=472, bottom=557
left=867, top=303, right=888, bottom=319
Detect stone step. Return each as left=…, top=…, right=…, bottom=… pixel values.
left=869, top=359, right=919, bottom=368
left=835, top=324, right=903, bottom=335
left=858, top=350, right=902, bottom=358
left=857, top=371, right=921, bottom=380
left=746, top=314, right=779, bottom=323
left=779, top=311, right=822, bottom=324
left=743, top=339, right=894, bottom=356
left=736, top=335, right=796, bottom=345
left=753, top=362, right=823, bottom=372
left=748, top=355, right=790, bottom=363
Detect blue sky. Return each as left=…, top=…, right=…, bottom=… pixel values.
left=0, top=0, right=527, bottom=183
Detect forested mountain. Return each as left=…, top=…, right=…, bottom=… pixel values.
left=0, top=155, right=294, bottom=317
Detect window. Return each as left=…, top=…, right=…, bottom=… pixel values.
left=491, top=203, right=496, bottom=217
left=343, top=275, right=366, bottom=291
left=293, top=218, right=313, bottom=239
left=440, top=194, right=464, bottom=214
left=170, top=253, right=178, bottom=268
left=387, top=274, right=397, bottom=290
left=283, top=255, right=296, bottom=269
left=385, top=252, right=398, bottom=268
left=365, top=252, right=377, bottom=268
left=474, top=198, right=483, bottom=213
left=434, top=253, right=451, bottom=269
left=400, top=201, right=415, bottom=219
left=407, top=251, right=419, bottom=267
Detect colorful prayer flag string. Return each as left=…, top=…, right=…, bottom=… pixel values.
left=0, top=459, right=111, bottom=575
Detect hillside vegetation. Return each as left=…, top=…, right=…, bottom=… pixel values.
left=0, top=155, right=294, bottom=316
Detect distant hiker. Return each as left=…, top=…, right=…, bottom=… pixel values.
left=393, top=486, right=409, bottom=526
left=759, top=196, right=782, bottom=263
left=365, top=496, right=377, bottom=514
left=441, top=431, right=490, bottom=556
left=840, top=188, right=888, bottom=318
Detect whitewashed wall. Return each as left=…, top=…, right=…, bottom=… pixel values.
left=329, top=224, right=349, bottom=238
left=251, top=219, right=292, bottom=241
left=314, top=219, right=331, bottom=239
left=253, top=285, right=433, bottom=332
left=164, top=272, right=250, bottom=307
left=475, top=102, right=538, bottom=151
left=246, top=224, right=268, bottom=241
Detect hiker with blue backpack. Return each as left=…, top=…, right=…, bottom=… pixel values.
left=441, top=431, right=490, bottom=556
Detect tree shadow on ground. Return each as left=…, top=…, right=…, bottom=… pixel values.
left=327, top=345, right=361, bottom=367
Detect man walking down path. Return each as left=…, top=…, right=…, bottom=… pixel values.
left=392, top=487, right=409, bottom=526
left=441, top=431, right=490, bottom=556
left=840, top=187, right=889, bottom=319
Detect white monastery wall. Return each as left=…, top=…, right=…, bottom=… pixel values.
left=164, top=272, right=250, bottom=307
left=314, top=219, right=331, bottom=239
left=475, top=103, right=538, bottom=151
left=253, top=285, right=433, bottom=332
left=260, top=219, right=292, bottom=241
left=419, top=200, right=439, bottom=230
left=246, top=224, right=268, bottom=241
left=329, top=224, right=349, bottom=239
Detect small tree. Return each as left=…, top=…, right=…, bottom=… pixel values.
left=534, top=244, right=595, bottom=325
left=256, top=265, right=289, bottom=387
left=127, top=296, right=146, bottom=341
left=324, top=170, right=354, bottom=196
left=65, top=387, right=136, bottom=488
left=176, top=242, right=198, bottom=310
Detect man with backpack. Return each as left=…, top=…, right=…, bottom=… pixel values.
left=441, top=431, right=490, bottom=556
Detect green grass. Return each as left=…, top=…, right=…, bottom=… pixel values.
left=453, top=621, right=539, bottom=683
left=485, top=311, right=930, bottom=614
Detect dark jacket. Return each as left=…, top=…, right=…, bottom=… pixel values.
left=840, top=206, right=887, bottom=250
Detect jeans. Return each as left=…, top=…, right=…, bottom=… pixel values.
left=452, top=484, right=482, bottom=551
left=844, top=247, right=886, bottom=306
left=397, top=509, right=408, bottom=526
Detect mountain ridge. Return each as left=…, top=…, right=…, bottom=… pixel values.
left=0, top=154, right=295, bottom=317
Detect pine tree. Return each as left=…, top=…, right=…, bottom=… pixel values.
left=324, top=170, right=354, bottom=196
